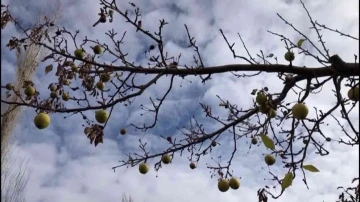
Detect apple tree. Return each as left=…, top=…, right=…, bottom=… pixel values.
left=1, top=1, right=359, bottom=201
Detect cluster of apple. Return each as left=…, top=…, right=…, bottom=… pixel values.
left=73, top=45, right=111, bottom=91
left=253, top=90, right=310, bottom=166
left=136, top=151, right=242, bottom=192
left=255, top=91, right=277, bottom=119
left=48, top=84, right=70, bottom=101
left=5, top=83, right=37, bottom=98
left=137, top=154, right=172, bottom=175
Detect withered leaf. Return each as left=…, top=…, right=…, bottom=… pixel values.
left=94, top=135, right=103, bottom=147
left=45, top=64, right=53, bottom=74
left=55, top=63, right=64, bottom=76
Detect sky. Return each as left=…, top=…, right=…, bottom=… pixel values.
left=1, top=0, right=359, bottom=202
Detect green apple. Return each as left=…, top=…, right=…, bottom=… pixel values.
left=161, top=154, right=171, bottom=164
left=292, top=103, right=309, bottom=120
left=74, top=48, right=85, bottom=59
left=24, top=86, right=36, bottom=96
left=264, top=154, right=276, bottom=166
left=95, top=110, right=109, bottom=123
left=139, top=163, right=149, bottom=174
left=229, top=177, right=240, bottom=190
left=284, top=51, right=295, bottom=62
left=218, top=179, right=230, bottom=192
left=93, top=45, right=103, bottom=55
left=34, top=113, right=51, bottom=129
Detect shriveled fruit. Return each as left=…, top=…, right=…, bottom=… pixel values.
left=93, top=45, right=103, bottom=55
left=267, top=108, right=277, bottom=118
left=96, top=81, right=105, bottom=91
left=292, top=103, right=308, bottom=120
left=84, top=127, right=92, bottom=135
left=120, top=128, right=126, bottom=135
left=62, top=93, right=70, bottom=101
left=218, top=179, right=230, bottom=192
left=139, top=163, right=149, bottom=174
left=100, top=73, right=111, bottom=82
left=347, top=87, right=359, bottom=101
left=64, top=61, right=73, bottom=66
left=74, top=48, right=85, bottom=59
left=67, top=73, right=74, bottom=80
left=284, top=51, right=295, bottom=62
left=50, top=92, right=58, bottom=98
left=34, top=113, right=50, bottom=129
left=95, top=110, right=109, bottom=123
left=211, top=141, right=217, bottom=147
left=264, top=154, right=276, bottom=166
left=326, top=137, right=331, bottom=142
left=24, top=86, right=36, bottom=96
left=190, top=162, right=196, bottom=169
left=161, top=154, right=171, bottom=164
left=229, top=177, right=240, bottom=190
left=251, top=137, right=258, bottom=145
left=5, top=83, right=14, bottom=90
left=167, top=136, right=172, bottom=142
left=256, top=92, right=267, bottom=105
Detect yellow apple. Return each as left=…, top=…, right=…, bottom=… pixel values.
left=34, top=113, right=51, bottom=129
left=95, top=110, right=109, bottom=123
left=218, top=179, right=230, bottom=192
left=50, top=91, right=58, bottom=98
left=50, top=85, right=57, bottom=92
left=292, top=103, right=309, bottom=120
left=229, top=177, right=240, bottom=190
left=139, top=163, right=149, bottom=174
left=62, top=93, right=70, bottom=101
